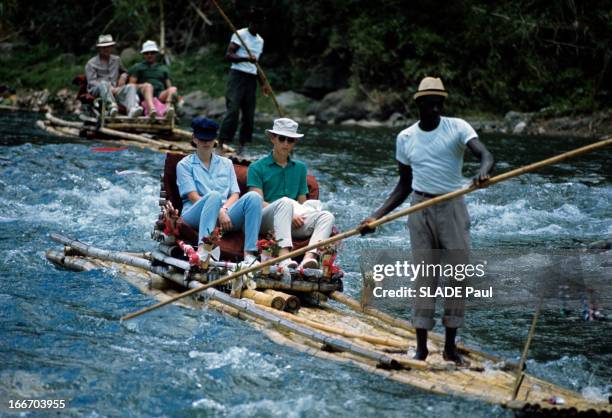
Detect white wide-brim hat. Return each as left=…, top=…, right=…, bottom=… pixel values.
left=96, top=34, right=116, bottom=47
left=141, top=40, right=159, bottom=54
left=265, top=118, right=304, bottom=138
left=414, top=76, right=448, bottom=99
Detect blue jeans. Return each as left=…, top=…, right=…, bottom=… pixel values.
left=181, top=191, right=262, bottom=252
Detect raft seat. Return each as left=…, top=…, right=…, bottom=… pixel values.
left=162, top=153, right=324, bottom=262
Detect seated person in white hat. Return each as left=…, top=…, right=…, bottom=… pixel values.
left=85, top=34, right=142, bottom=117
left=247, top=118, right=335, bottom=270
left=128, top=40, right=178, bottom=118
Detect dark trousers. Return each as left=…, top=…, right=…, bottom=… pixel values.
left=219, top=69, right=257, bottom=145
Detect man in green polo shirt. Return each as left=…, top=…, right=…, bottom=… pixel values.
left=248, top=118, right=335, bottom=270
left=128, top=40, right=178, bottom=119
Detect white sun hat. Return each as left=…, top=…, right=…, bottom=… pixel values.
left=414, top=76, right=448, bottom=99
left=141, top=40, right=159, bottom=54
left=265, top=118, right=304, bottom=138
left=96, top=34, right=116, bottom=47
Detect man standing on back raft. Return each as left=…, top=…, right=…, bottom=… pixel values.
left=361, top=77, right=494, bottom=365
left=218, top=8, right=270, bottom=154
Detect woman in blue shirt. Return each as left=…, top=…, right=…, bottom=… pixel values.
left=176, top=117, right=262, bottom=264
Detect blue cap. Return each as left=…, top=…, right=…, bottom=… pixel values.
left=192, top=117, right=219, bottom=141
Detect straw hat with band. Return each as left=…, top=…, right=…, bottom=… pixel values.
left=413, top=77, right=448, bottom=100
left=265, top=118, right=304, bottom=139
left=96, top=34, right=116, bottom=48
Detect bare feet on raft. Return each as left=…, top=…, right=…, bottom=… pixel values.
left=443, top=346, right=468, bottom=366
left=412, top=348, right=429, bottom=361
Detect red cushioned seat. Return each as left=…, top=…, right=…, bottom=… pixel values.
left=163, top=152, right=321, bottom=262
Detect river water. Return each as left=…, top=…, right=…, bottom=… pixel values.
left=0, top=112, right=610, bottom=417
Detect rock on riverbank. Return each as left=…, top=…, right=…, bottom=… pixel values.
left=7, top=88, right=611, bottom=138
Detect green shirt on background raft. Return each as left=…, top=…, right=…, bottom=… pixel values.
left=247, top=153, right=309, bottom=203
left=128, top=61, right=170, bottom=97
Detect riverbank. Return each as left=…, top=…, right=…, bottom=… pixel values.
left=6, top=87, right=610, bottom=139
left=2, top=47, right=610, bottom=138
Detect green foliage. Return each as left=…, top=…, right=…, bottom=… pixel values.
left=1, top=0, right=609, bottom=114
left=171, top=47, right=229, bottom=98
left=0, top=44, right=87, bottom=92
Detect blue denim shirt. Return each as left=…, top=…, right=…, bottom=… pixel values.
left=176, top=153, right=240, bottom=212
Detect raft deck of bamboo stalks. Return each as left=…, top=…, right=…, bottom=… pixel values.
left=45, top=239, right=612, bottom=416
left=38, top=112, right=238, bottom=155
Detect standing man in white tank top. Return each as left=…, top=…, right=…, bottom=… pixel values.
left=360, top=77, right=495, bottom=365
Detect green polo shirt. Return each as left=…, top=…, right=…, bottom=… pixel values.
left=128, top=61, right=170, bottom=97
left=247, top=153, right=309, bottom=203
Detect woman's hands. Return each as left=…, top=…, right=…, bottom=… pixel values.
left=218, top=208, right=233, bottom=231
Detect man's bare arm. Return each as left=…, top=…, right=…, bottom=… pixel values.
left=225, top=42, right=256, bottom=63
left=466, top=138, right=494, bottom=186
left=360, top=162, right=413, bottom=234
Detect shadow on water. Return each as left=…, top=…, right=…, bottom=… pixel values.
left=0, top=114, right=610, bottom=416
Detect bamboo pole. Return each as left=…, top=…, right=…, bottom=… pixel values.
left=122, top=136, right=612, bottom=321
left=194, top=284, right=403, bottom=369
left=511, top=301, right=542, bottom=400
left=46, top=249, right=98, bottom=271
left=264, top=289, right=300, bottom=312
left=209, top=0, right=285, bottom=117
left=172, top=128, right=192, bottom=139
left=159, top=0, right=165, bottom=55
left=45, top=112, right=84, bottom=128
left=258, top=305, right=408, bottom=350
left=242, top=289, right=286, bottom=310
left=98, top=126, right=170, bottom=148
left=50, top=234, right=194, bottom=287
left=50, top=233, right=151, bottom=270
left=189, top=1, right=212, bottom=26
left=330, top=291, right=415, bottom=331
left=36, top=120, right=79, bottom=138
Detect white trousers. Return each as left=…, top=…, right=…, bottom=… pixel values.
left=260, top=197, right=334, bottom=255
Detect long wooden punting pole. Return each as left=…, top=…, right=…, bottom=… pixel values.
left=511, top=301, right=542, bottom=400
left=209, top=0, right=285, bottom=117
left=122, top=135, right=612, bottom=321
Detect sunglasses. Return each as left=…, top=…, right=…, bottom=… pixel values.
left=276, top=135, right=297, bottom=144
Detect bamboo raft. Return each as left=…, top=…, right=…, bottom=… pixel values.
left=46, top=234, right=612, bottom=416
left=37, top=112, right=237, bottom=155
